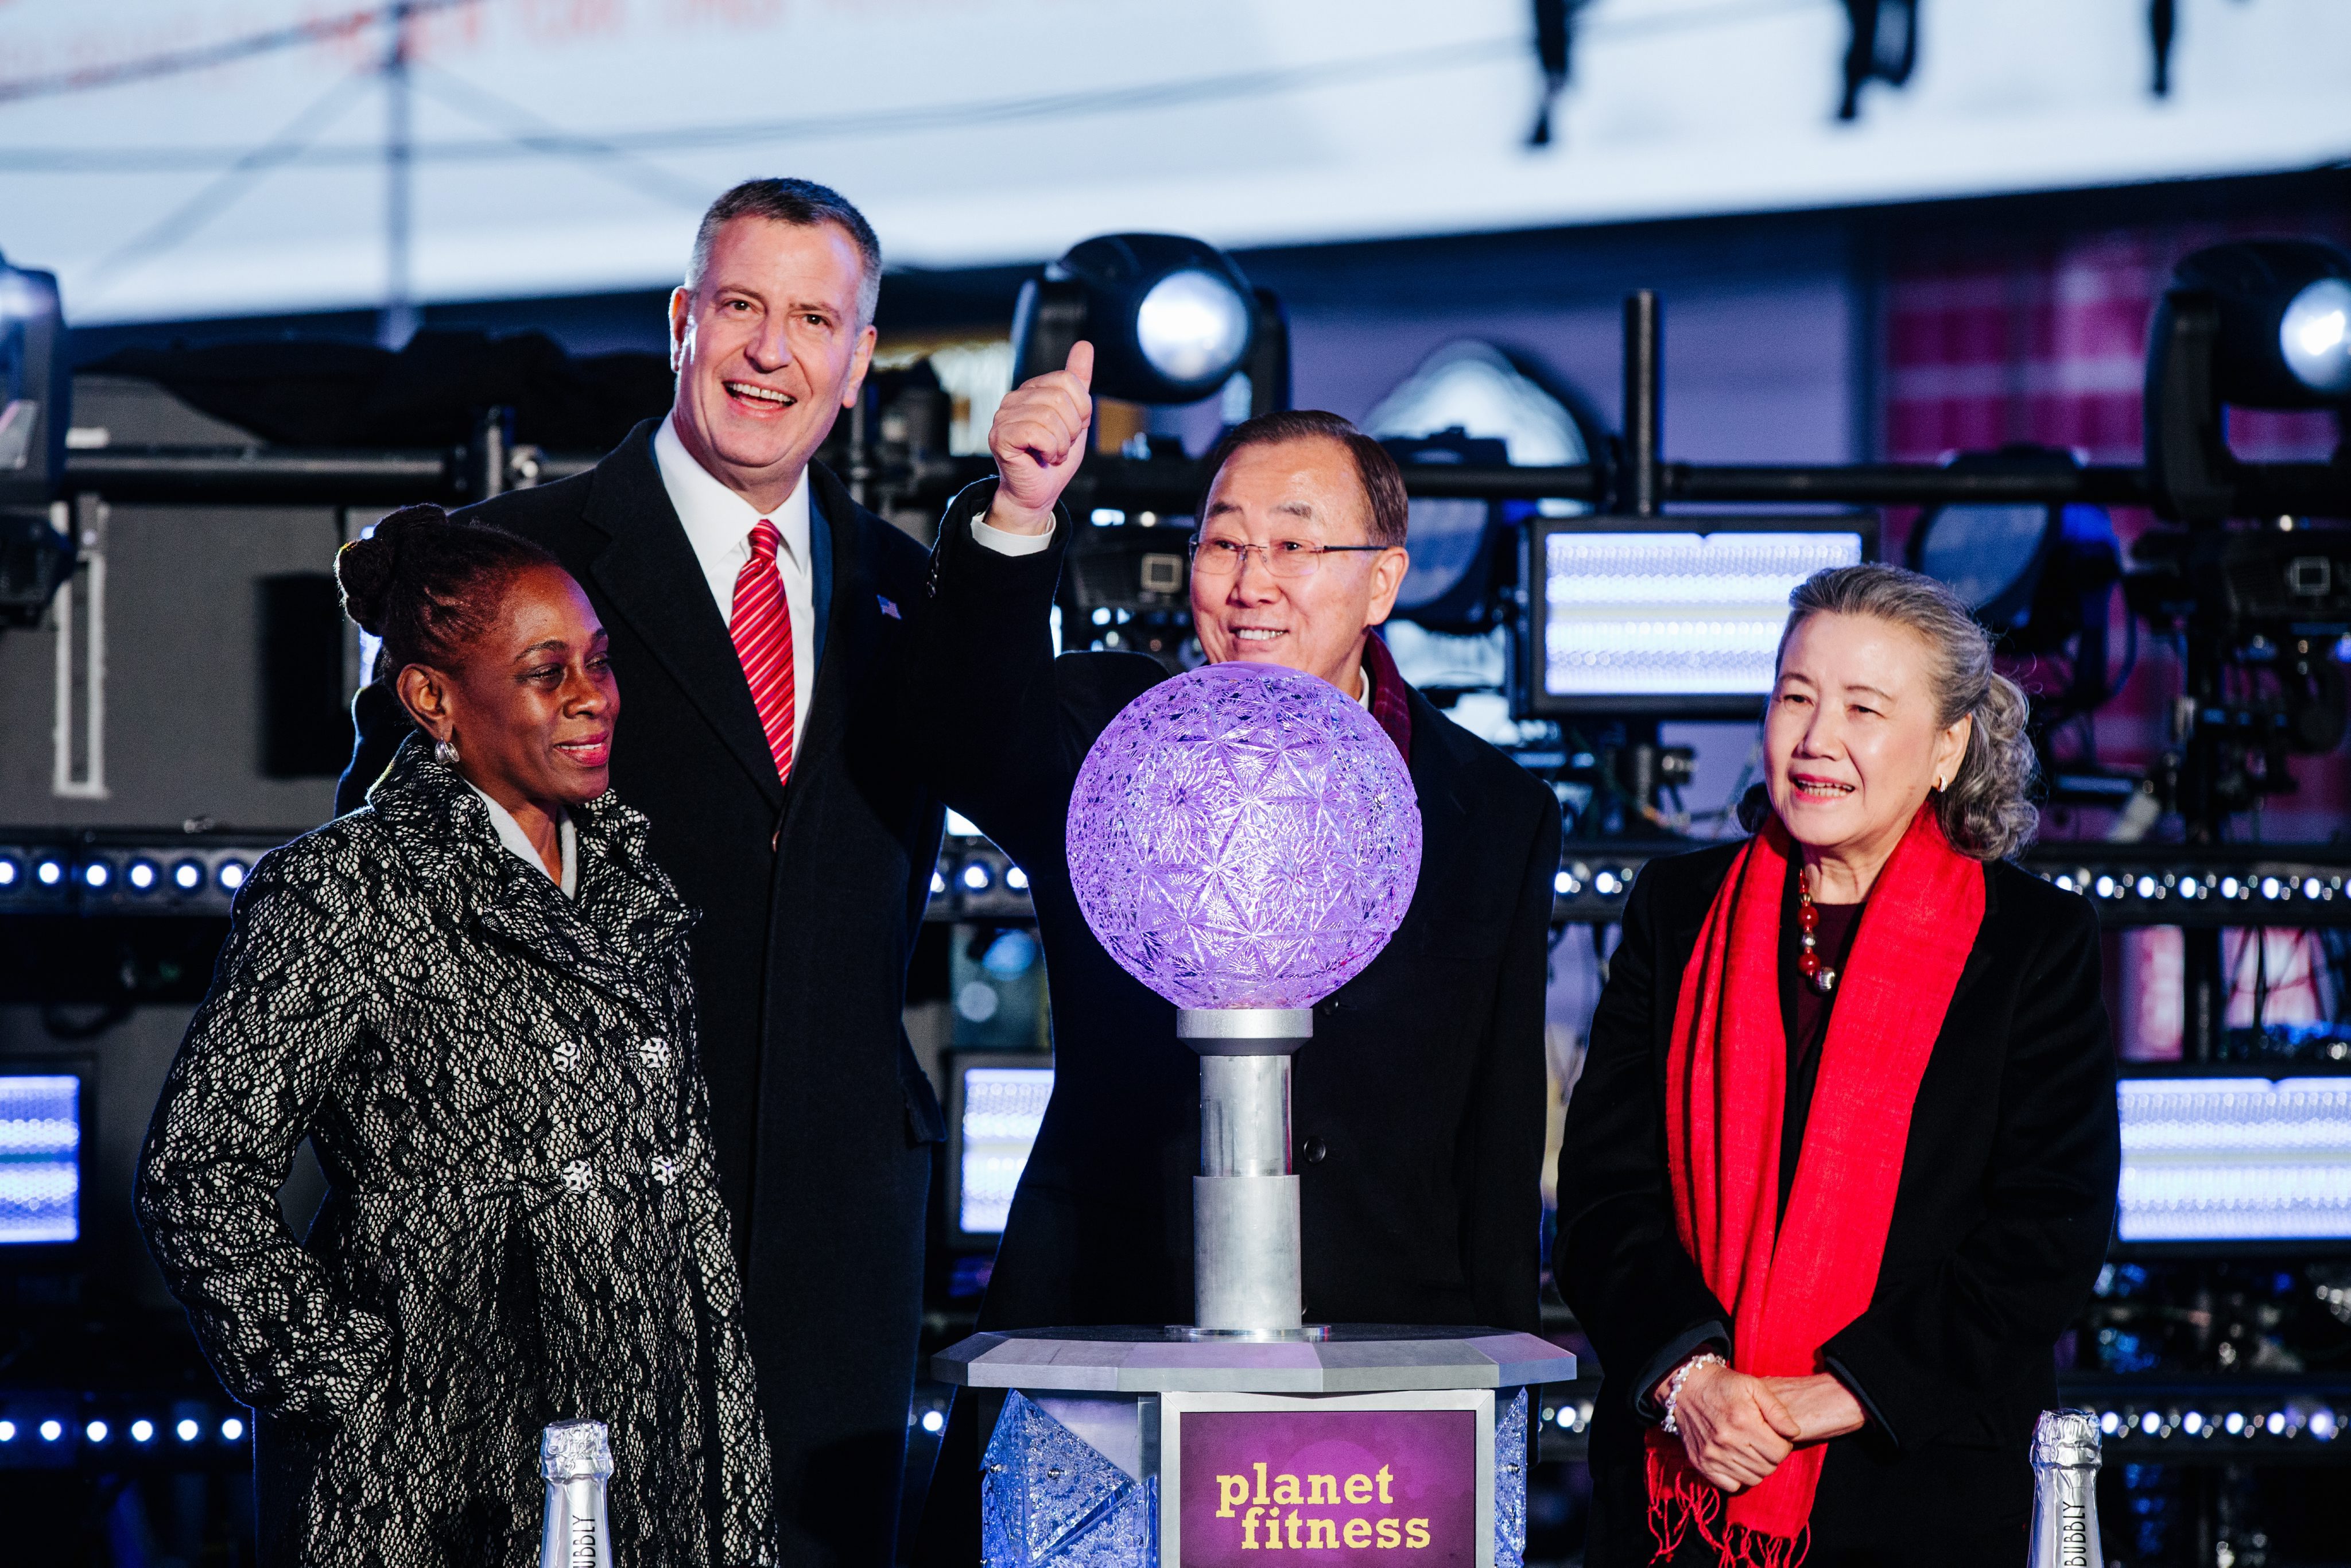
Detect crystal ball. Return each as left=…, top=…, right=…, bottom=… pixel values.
left=1065, top=660, right=1422, bottom=1011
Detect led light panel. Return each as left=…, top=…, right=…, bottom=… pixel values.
left=957, top=1066, right=1054, bottom=1236
left=1539, top=531, right=1864, bottom=701
left=2117, top=1077, right=2351, bottom=1243
left=0, top=1073, right=81, bottom=1245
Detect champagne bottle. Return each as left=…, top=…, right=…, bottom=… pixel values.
left=539, top=1419, right=615, bottom=1568
left=2027, top=1408, right=2102, bottom=1568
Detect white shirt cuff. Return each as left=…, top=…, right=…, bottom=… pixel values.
left=971, top=512, right=1057, bottom=557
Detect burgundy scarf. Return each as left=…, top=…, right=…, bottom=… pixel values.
left=1648, top=807, right=1984, bottom=1568
left=1363, top=631, right=1414, bottom=760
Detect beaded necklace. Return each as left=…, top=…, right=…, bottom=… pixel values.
left=1795, top=876, right=1838, bottom=995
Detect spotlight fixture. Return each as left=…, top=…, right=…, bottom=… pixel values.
left=0, top=251, right=71, bottom=633
left=126, top=858, right=158, bottom=891
left=175, top=1418, right=200, bottom=1443
left=220, top=1416, right=246, bottom=1442
left=38, top=1419, right=61, bottom=1442
left=80, top=861, right=110, bottom=890
left=216, top=859, right=248, bottom=892
left=0, top=855, right=17, bottom=888
left=84, top=1420, right=108, bottom=1444
left=172, top=858, right=205, bottom=892
left=130, top=1419, right=154, bottom=1444
left=960, top=861, right=994, bottom=893
left=34, top=856, right=63, bottom=887
left=0, top=251, right=71, bottom=632
left=1010, top=233, right=1285, bottom=410
left=0, top=1421, right=14, bottom=1442
left=2145, top=238, right=2351, bottom=525
left=1910, top=448, right=2121, bottom=659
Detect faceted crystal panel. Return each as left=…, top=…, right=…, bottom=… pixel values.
left=1066, top=661, right=1422, bottom=1010
left=1494, top=1387, right=1528, bottom=1568
left=980, top=1392, right=1154, bottom=1568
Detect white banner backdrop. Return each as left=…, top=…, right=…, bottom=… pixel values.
left=2, top=0, right=2347, bottom=325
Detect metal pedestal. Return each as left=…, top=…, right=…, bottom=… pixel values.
left=937, top=1326, right=1576, bottom=1568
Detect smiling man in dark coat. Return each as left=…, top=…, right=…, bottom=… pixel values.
left=910, top=358, right=1559, bottom=1557
left=338, top=178, right=943, bottom=1568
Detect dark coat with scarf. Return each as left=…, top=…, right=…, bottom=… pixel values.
left=337, top=424, right=946, bottom=1567
left=1554, top=839, right=2120, bottom=1568
left=139, top=736, right=774, bottom=1568
left=919, top=481, right=1559, bottom=1332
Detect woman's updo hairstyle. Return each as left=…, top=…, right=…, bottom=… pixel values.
left=336, top=504, right=562, bottom=683
left=1740, top=562, right=2039, bottom=860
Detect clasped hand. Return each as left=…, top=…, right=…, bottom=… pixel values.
left=1658, top=1363, right=1866, bottom=1493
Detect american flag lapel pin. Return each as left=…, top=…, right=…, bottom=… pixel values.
left=877, top=595, right=902, bottom=620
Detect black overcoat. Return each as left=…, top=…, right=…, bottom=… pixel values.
left=139, top=738, right=774, bottom=1568
left=1553, top=839, right=2120, bottom=1568
left=919, top=482, right=1558, bottom=1332
left=339, top=424, right=946, bottom=1567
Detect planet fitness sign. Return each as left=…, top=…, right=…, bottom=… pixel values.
left=1165, top=1393, right=1492, bottom=1567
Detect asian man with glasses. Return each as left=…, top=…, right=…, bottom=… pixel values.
left=907, top=382, right=1561, bottom=1561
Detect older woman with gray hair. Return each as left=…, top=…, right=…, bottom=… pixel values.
left=1555, top=563, right=2120, bottom=1568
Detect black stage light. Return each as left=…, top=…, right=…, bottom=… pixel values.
left=0, top=251, right=71, bottom=633
left=0, top=252, right=67, bottom=507
left=1010, top=234, right=1280, bottom=409
left=1909, top=447, right=2121, bottom=658
left=2146, top=239, right=2351, bottom=525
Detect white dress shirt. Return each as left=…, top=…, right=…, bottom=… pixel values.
left=655, top=413, right=818, bottom=759
left=469, top=783, right=578, bottom=899
left=969, top=512, right=1374, bottom=709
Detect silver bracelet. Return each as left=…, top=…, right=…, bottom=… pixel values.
left=1659, top=1351, right=1727, bottom=1437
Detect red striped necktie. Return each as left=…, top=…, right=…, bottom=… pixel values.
left=731, top=518, right=795, bottom=785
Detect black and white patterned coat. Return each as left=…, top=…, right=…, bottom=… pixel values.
left=137, top=737, right=776, bottom=1568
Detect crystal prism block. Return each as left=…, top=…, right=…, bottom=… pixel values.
left=980, top=1391, right=1154, bottom=1568
left=1493, top=1387, right=1529, bottom=1568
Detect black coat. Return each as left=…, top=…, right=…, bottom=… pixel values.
left=142, top=738, right=774, bottom=1568
left=1553, top=840, right=2120, bottom=1568
left=920, top=483, right=1558, bottom=1332
left=340, top=424, right=945, bottom=1568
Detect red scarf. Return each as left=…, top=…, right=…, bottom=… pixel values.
left=1647, top=807, right=1984, bottom=1568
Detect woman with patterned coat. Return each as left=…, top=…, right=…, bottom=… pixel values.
left=137, top=507, right=776, bottom=1568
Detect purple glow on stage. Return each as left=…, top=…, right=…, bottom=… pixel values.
left=1066, top=661, right=1421, bottom=1011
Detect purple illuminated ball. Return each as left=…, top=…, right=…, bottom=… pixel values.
left=1066, top=660, right=1422, bottom=1011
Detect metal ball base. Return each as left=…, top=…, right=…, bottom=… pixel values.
left=938, top=1325, right=1575, bottom=1568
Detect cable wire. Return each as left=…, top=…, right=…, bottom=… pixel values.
left=0, top=0, right=478, bottom=107
left=410, top=65, right=707, bottom=209
left=79, top=67, right=376, bottom=295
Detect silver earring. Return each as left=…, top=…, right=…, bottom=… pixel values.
left=1932, top=773, right=1946, bottom=793
left=434, top=736, right=460, bottom=766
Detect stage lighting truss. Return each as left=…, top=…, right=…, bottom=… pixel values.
left=0, top=830, right=289, bottom=916
left=915, top=831, right=2351, bottom=932
left=0, top=1398, right=253, bottom=1467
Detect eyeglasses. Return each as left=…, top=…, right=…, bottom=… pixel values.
left=1188, top=535, right=1390, bottom=580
